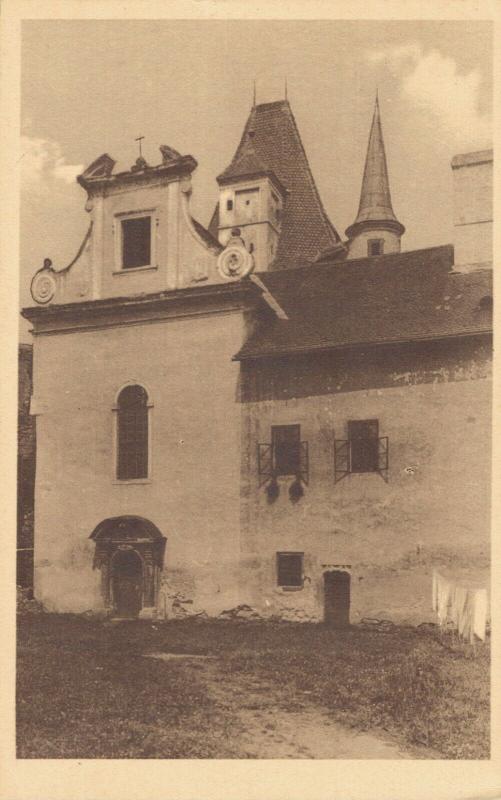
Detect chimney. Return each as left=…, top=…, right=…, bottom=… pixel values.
left=452, top=149, right=493, bottom=272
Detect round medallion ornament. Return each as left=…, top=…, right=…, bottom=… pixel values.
left=217, top=243, right=254, bottom=280
left=31, top=268, right=57, bottom=305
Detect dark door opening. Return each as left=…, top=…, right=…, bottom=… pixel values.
left=112, top=549, right=143, bottom=618
left=324, top=570, right=350, bottom=627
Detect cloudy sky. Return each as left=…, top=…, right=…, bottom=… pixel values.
left=20, top=19, right=492, bottom=340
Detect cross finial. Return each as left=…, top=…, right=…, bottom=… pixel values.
left=135, top=135, right=145, bottom=158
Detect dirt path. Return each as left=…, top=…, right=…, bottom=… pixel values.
left=146, top=653, right=436, bottom=759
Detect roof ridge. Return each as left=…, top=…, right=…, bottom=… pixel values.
left=256, top=243, right=454, bottom=279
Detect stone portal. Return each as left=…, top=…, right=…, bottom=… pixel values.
left=90, top=515, right=166, bottom=617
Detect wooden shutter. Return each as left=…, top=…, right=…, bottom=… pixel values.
left=334, top=439, right=350, bottom=483
left=377, top=436, right=389, bottom=482
left=257, top=443, right=273, bottom=487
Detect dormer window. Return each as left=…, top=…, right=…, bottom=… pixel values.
left=122, top=216, right=151, bottom=269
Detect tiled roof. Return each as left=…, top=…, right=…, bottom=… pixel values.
left=217, top=142, right=277, bottom=186
left=213, top=100, right=342, bottom=270
left=235, top=245, right=493, bottom=360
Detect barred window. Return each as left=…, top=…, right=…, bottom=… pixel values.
left=117, top=385, right=149, bottom=480
left=272, top=425, right=301, bottom=476
left=277, top=552, right=303, bottom=588
left=348, top=419, right=379, bottom=473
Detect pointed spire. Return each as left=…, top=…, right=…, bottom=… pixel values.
left=346, top=95, right=404, bottom=239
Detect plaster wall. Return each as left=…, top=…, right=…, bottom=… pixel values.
left=32, top=309, right=245, bottom=614
left=218, top=179, right=281, bottom=271
left=239, top=345, right=491, bottom=623
left=347, top=228, right=401, bottom=260
left=452, top=156, right=493, bottom=269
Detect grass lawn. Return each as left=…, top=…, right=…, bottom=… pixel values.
left=17, top=613, right=489, bottom=759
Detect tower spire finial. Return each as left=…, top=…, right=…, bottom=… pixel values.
left=253, top=80, right=256, bottom=107
left=285, top=76, right=288, bottom=101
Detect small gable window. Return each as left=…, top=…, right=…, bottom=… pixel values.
left=277, top=552, right=303, bottom=588
left=368, top=239, right=384, bottom=257
left=116, top=385, right=149, bottom=480
left=121, top=216, right=151, bottom=269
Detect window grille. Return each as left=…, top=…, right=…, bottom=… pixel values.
left=122, top=216, right=151, bottom=269
left=258, top=425, right=309, bottom=487
left=334, top=420, right=388, bottom=483
left=277, top=552, right=303, bottom=587
left=117, top=385, right=149, bottom=480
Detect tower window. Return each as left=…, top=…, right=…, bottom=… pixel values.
left=121, top=217, right=151, bottom=269
left=116, top=385, right=149, bottom=480
left=226, top=199, right=233, bottom=211
left=368, top=239, right=384, bottom=257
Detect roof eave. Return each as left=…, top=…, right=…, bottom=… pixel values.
left=234, top=328, right=493, bottom=362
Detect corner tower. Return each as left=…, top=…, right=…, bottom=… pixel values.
left=346, top=95, right=405, bottom=259
left=211, top=99, right=343, bottom=271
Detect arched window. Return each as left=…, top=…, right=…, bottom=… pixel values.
left=116, top=385, right=149, bottom=480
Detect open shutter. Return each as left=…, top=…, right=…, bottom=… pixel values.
left=299, top=441, right=309, bottom=485
left=377, top=436, right=389, bottom=482
left=258, top=443, right=273, bottom=487
left=334, top=439, right=350, bottom=483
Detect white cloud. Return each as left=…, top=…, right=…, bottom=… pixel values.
left=366, top=44, right=491, bottom=150
left=21, top=136, right=83, bottom=191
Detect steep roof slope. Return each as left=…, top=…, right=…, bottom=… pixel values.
left=212, top=100, right=342, bottom=270
left=346, top=95, right=404, bottom=238
left=236, top=245, right=493, bottom=359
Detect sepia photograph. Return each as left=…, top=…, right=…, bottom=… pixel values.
left=12, top=9, right=494, bottom=774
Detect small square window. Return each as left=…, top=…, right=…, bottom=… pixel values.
left=272, top=425, right=301, bottom=476
left=122, top=216, right=151, bottom=269
left=368, top=239, right=384, bottom=257
left=277, top=552, right=303, bottom=587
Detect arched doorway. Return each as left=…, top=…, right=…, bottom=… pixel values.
left=111, top=549, right=143, bottom=618
left=324, top=570, right=350, bottom=627
left=90, top=516, right=166, bottom=617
